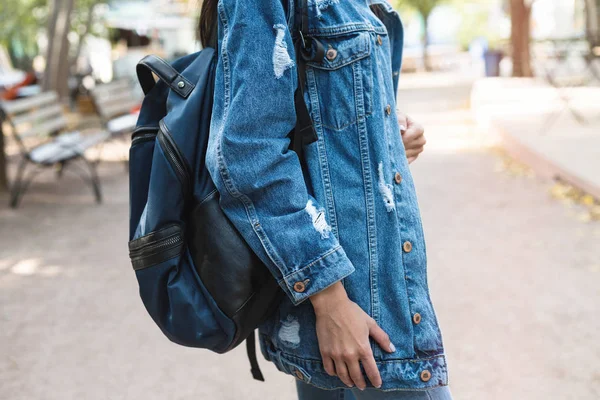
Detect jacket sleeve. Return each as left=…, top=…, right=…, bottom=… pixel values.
left=205, top=0, right=355, bottom=305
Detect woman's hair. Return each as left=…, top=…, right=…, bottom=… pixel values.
left=198, top=0, right=218, bottom=48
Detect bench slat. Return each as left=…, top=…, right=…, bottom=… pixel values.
left=101, top=99, right=140, bottom=119
left=19, top=115, right=68, bottom=138
left=29, top=130, right=110, bottom=164
left=94, top=88, right=132, bottom=105
left=10, top=104, right=64, bottom=127
left=92, top=80, right=131, bottom=96
left=1, top=92, right=58, bottom=115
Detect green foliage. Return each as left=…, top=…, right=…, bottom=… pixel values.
left=398, top=0, right=446, bottom=19
left=455, top=1, right=506, bottom=51
left=0, top=0, right=107, bottom=71
left=0, top=0, right=47, bottom=69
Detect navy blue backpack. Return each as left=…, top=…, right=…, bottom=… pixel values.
left=127, top=0, right=324, bottom=381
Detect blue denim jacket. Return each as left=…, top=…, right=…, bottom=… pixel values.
left=206, top=0, right=448, bottom=391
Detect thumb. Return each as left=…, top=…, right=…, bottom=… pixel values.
left=368, top=319, right=395, bottom=353
left=396, top=111, right=407, bottom=133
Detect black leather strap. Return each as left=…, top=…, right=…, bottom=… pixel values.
left=136, top=55, right=195, bottom=98
left=246, top=331, right=265, bottom=381
left=291, top=0, right=324, bottom=164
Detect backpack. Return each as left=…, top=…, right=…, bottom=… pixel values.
left=127, top=0, right=324, bottom=381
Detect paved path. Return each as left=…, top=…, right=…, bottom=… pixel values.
left=472, top=78, right=600, bottom=199
left=1, top=90, right=599, bottom=399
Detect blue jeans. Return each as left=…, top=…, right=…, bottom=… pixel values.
left=296, top=381, right=453, bottom=400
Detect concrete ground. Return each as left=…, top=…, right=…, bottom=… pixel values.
left=472, top=78, right=600, bottom=199
left=1, top=76, right=600, bottom=399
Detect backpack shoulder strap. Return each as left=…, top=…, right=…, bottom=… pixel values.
left=136, top=55, right=195, bottom=98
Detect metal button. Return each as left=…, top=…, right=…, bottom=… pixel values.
left=295, top=370, right=304, bottom=380
left=385, top=104, right=392, bottom=115
left=177, top=81, right=185, bottom=88
left=394, top=172, right=402, bottom=184
left=376, top=35, right=383, bottom=46
left=293, top=281, right=306, bottom=293
left=326, top=48, right=338, bottom=61
left=413, top=313, right=422, bottom=324
left=403, top=241, right=412, bottom=253
left=420, top=369, right=431, bottom=382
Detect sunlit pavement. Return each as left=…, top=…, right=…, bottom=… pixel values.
left=1, top=75, right=599, bottom=399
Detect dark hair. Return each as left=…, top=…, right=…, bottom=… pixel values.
left=198, top=0, right=218, bottom=48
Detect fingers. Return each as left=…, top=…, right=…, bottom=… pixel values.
left=347, top=357, right=367, bottom=390
left=334, top=358, right=354, bottom=388
left=368, top=319, right=395, bottom=353
left=405, top=146, right=424, bottom=159
left=407, top=156, right=418, bottom=164
left=361, top=350, right=382, bottom=389
left=322, top=356, right=336, bottom=377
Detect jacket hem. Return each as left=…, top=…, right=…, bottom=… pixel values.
left=259, top=336, right=449, bottom=391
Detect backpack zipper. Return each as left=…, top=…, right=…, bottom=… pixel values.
left=129, top=233, right=183, bottom=259
left=131, top=126, right=158, bottom=145
left=157, top=119, right=191, bottom=196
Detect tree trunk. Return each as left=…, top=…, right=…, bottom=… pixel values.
left=422, top=14, right=431, bottom=71
left=510, top=0, right=534, bottom=77
left=0, top=123, right=7, bottom=192
left=43, top=0, right=76, bottom=100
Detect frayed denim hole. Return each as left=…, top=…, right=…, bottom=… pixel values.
left=278, top=314, right=301, bottom=349
left=305, top=199, right=332, bottom=239
left=273, top=24, right=295, bottom=79
left=377, top=162, right=395, bottom=212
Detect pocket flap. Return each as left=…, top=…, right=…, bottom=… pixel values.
left=306, top=32, right=371, bottom=71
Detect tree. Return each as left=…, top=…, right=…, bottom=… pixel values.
left=509, top=0, right=535, bottom=77
left=396, top=0, right=449, bottom=71
left=43, top=0, right=76, bottom=99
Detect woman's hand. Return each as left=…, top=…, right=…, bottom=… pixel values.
left=397, top=112, right=426, bottom=164
left=310, top=282, right=395, bottom=390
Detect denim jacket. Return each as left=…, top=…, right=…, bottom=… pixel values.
left=206, top=0, right=448, bottom=391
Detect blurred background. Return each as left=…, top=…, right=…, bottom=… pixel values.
left=0, top=0, right=599, bottom=399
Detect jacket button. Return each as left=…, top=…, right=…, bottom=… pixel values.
left=413, top=313, right=422, bottom=324
left=376, top=35, right=383, bottom=45
left=385, top=104, right=392, bottom=115
left=295, top=370, right=304, bottom=380
left=420, top=369, right=432, bottom=382
left=293, top=281, right=306, bottom=293
left=326, top=48, right=338, bottom=61
left=394, top=172, right=402, bottom=184
left=403, top=241, right=412, bottom=253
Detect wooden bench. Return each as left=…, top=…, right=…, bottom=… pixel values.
left=0, top=91, right=109, bottom=208
left=90, top=79, right=140, bottom=138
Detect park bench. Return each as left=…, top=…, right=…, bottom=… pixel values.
left=90, top=79, right=140, bottom=138
left=0, top=91, right=109, bottom=208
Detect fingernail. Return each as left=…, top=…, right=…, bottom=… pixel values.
left=389, top=343, right=396, bottom=352
left=399, top=124, right=406, bottom=132
left=376, top=383, right=382, bottom=389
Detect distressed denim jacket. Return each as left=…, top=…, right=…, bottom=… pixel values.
left=206, top=0, right=448, bottom=391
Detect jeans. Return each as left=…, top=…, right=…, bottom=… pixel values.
left=296, top=380, right=453, bottom=400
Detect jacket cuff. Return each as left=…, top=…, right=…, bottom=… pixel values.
left=280, top=246, right=355, bottom=306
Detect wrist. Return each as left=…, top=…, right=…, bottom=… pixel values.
left=309, top=281, right=348, bottom=314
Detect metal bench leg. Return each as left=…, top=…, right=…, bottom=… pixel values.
left=82, top=157, right=102, bottom=204
left=10, top=158, right=29, bottom=208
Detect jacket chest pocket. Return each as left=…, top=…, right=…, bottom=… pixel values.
left=305, top=31, right=373, bottom=131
